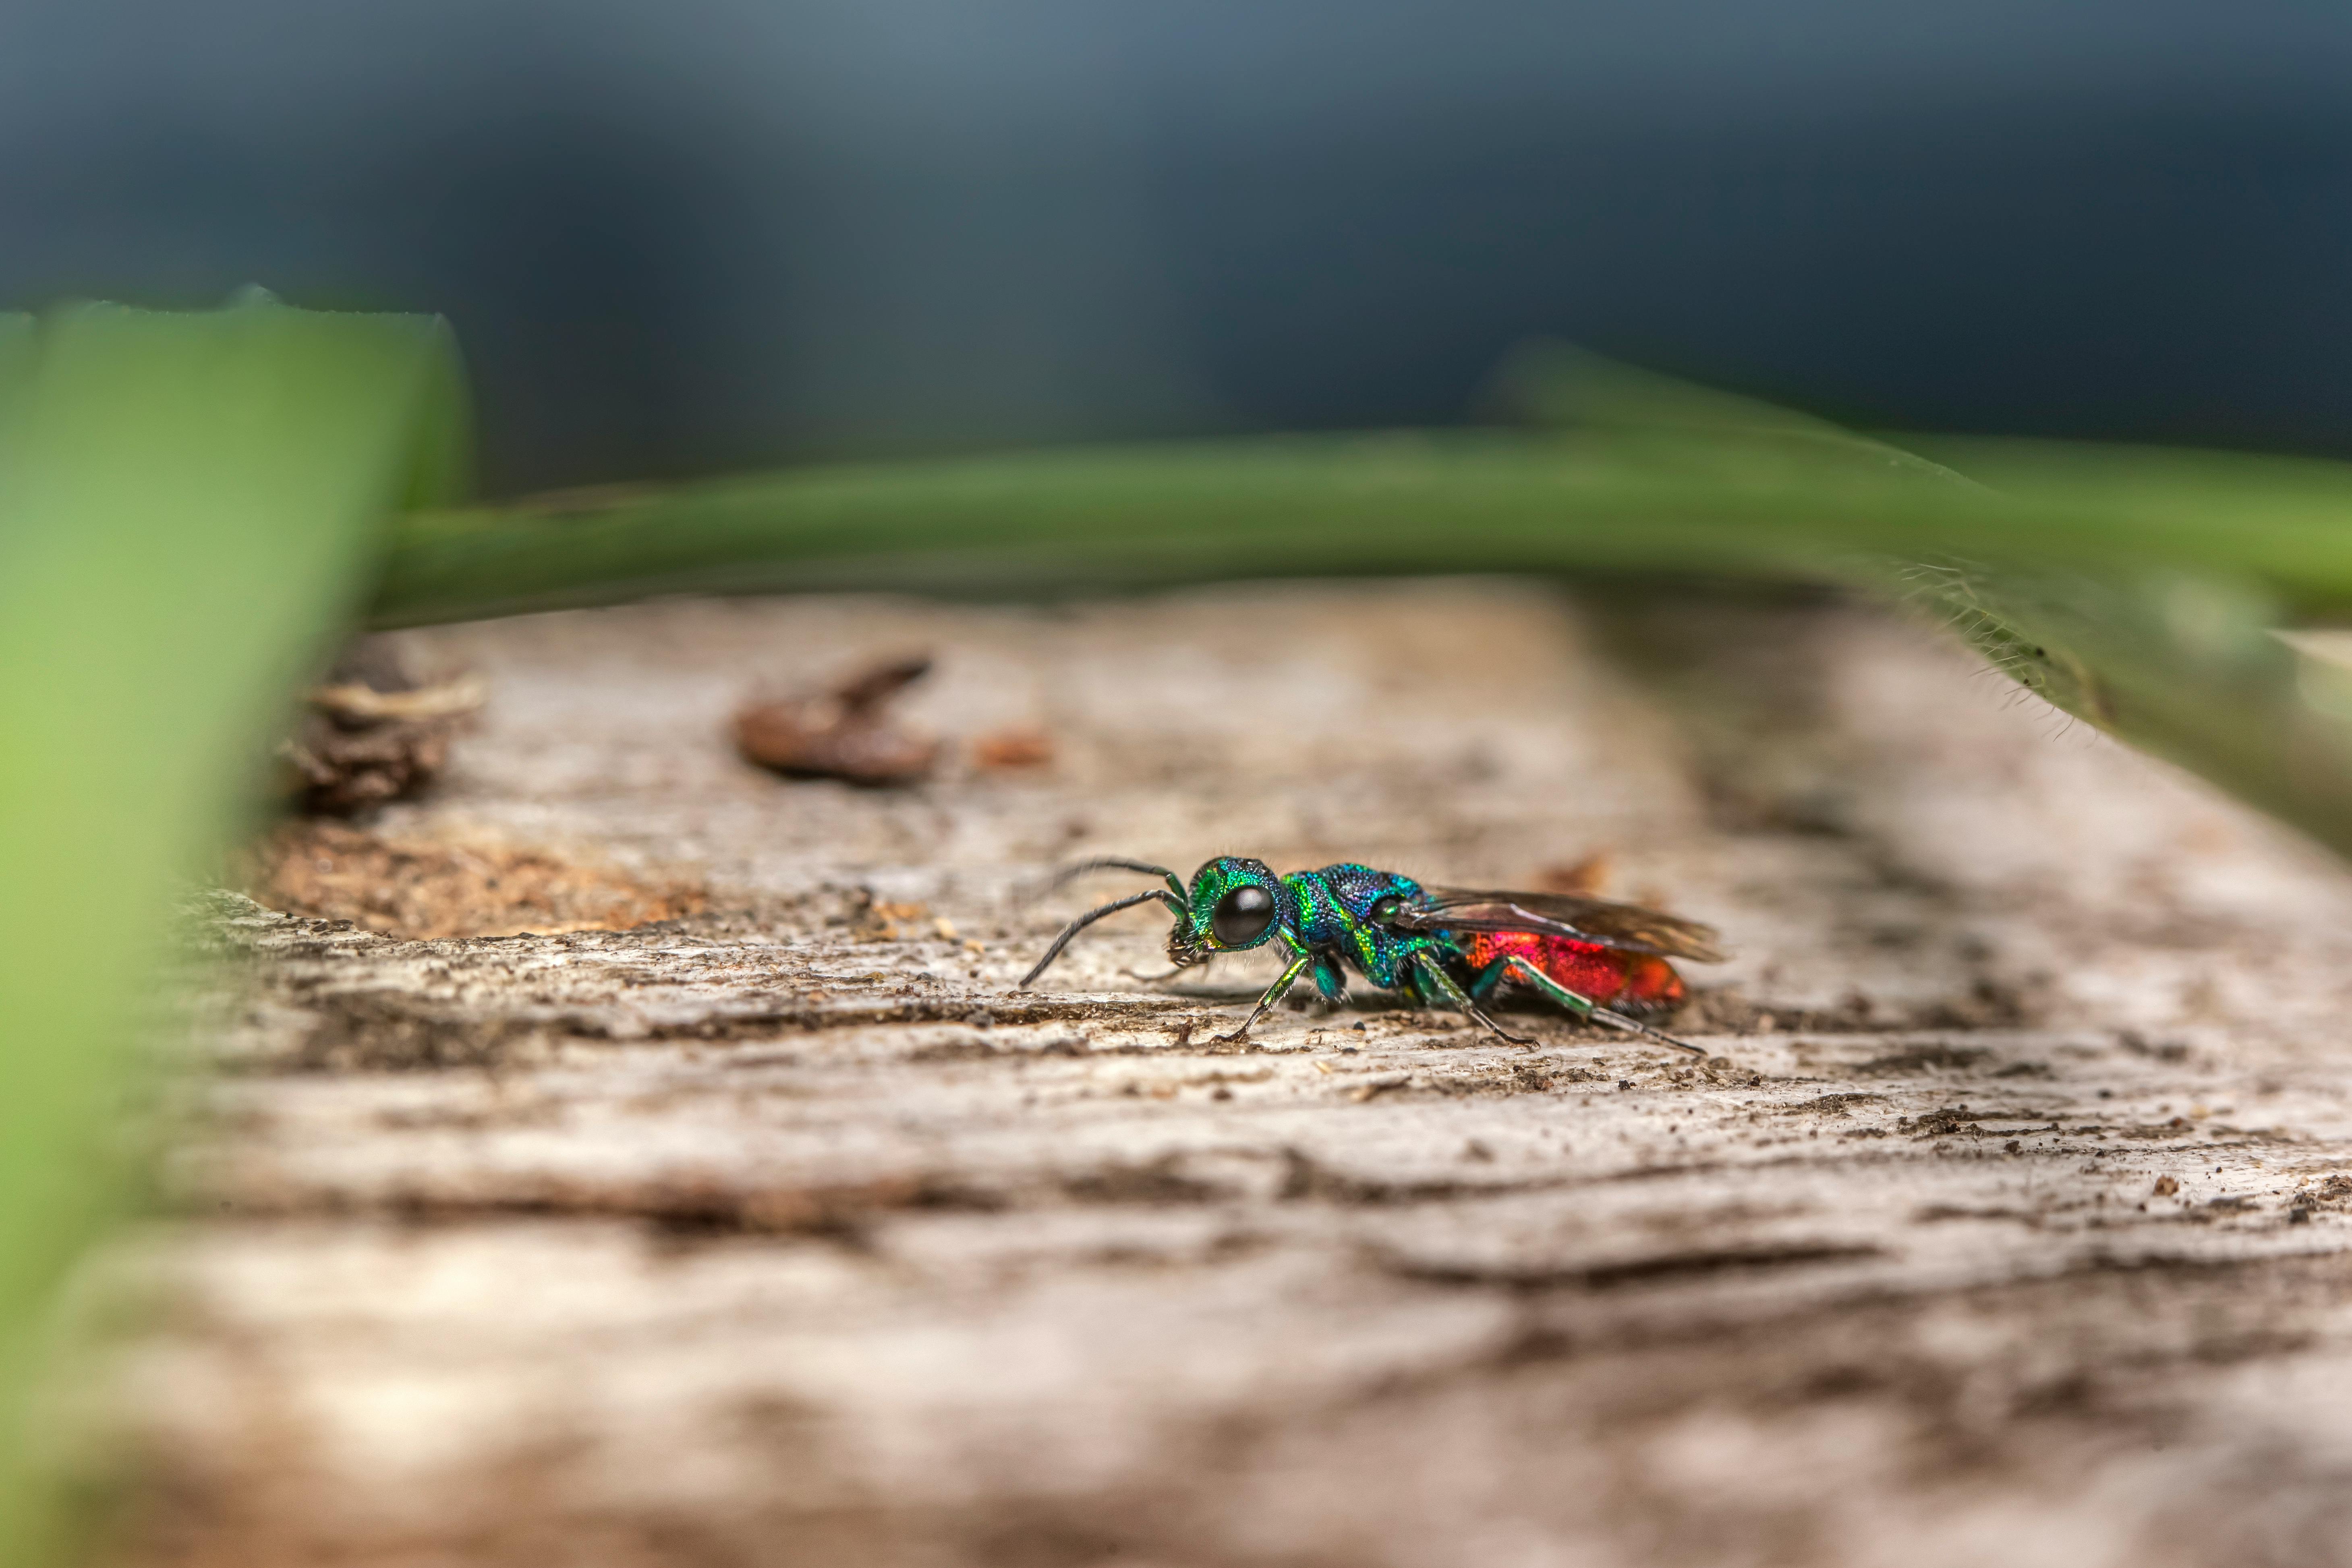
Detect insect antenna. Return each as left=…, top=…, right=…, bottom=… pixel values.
left=1042, top=858, right=1187, bottom=900
left=1019, top=889, right=1183, bottom=988
left=1121, top=958, right=1206, bottom=983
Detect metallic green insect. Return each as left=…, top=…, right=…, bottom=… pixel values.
left=1020, top=856, right=1724, bottom=1054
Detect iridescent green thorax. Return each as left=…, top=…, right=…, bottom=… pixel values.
left=1280, top=863, right=1443, bottom=996
left=1171, top=856, right=1447, bottom=1000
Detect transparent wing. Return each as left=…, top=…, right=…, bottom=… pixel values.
left=1393, top=887, right=1728, bottom=962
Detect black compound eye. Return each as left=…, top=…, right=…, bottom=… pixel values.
left=1210, top=884, right=1275, bottom=945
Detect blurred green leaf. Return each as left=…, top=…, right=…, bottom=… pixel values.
left=375, top=345, right=2352, bottom=858
left=1491, top=347, right=2352, bottom=858
left=377, top=389, right=2352, bottom=630
left=0, top=298, right=465, bottom=1564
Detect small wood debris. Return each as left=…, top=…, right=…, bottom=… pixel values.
left=237, top=820, right=702, bottom=939
left=849, top=891, right=937, bottom=942
left=280, top=636, right=485, bottom=815
left=1536, top=851, right=1612, bottom=895
left=971, top=726, right=1056, bottom=771
left=734, top=655, right=940, bottom=786
left=2296, top=1174, right=2352, bottom=1211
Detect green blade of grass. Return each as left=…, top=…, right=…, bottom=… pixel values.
left=1495, top=345, right=2352, bottom=856
left=0, top=297, right=466, bottom=1564
left=1906, top=435, right=2352, bottom=621
left=371, top=347, right=2352, bottom=860
left=376, top=416, right=2352, bottom=630
left=1889, top=557, right=2352, bottom=843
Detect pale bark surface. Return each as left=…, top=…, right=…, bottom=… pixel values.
left=105, top=581, right=2352, bottom=1567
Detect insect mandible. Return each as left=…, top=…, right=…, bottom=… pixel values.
left=1019, top=856, right=1725, bottom=1054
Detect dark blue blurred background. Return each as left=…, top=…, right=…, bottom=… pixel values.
left=8, top=2, right=2350, bottom=492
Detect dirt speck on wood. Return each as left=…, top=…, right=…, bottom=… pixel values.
left=970, top=724, right=1056, bottom=771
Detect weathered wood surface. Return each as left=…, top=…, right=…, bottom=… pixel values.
left=108, top=581, right=2352, bottom=1567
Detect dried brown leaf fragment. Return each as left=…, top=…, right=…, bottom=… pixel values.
left=734, top=654, right=941, bottom=786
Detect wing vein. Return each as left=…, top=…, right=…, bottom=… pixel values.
left=1393, top=886, right=1726, bottom=962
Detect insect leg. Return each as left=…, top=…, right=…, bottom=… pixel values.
left=1465, top=956, right=1511, bottom=1004
left=1409, top=952, right=1536, bottom=1047
left=1500, top=956, right=1709, bottom=1058
left=1210, top=949, right=1314, bottom=1044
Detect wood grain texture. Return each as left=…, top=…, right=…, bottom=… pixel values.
left=104, top=581, right=2352, bottom=1567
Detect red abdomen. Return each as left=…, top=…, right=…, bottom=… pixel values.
left=1457, top=932, right=1685, bottom=1012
